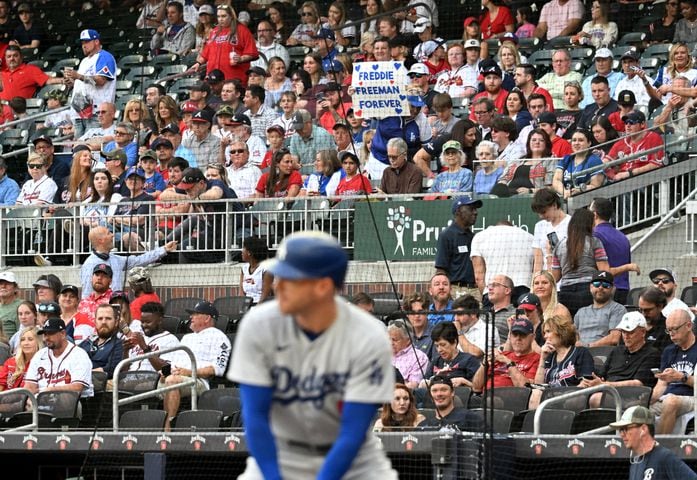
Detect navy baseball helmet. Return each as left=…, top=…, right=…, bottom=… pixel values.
left=268, top=232, right=348, bottom=288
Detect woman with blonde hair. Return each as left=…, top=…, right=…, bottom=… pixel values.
left=531, top=270, right=572, bottom=322
left=122, top=99, right=156, bottom=142
left=355, top=31, right=377, bottom=63
left=264, top=57, right=292, bottom=109
left=649, top=42, right=697, bottom=103
left=194, top=4, right=215, bottom=53
left=324, top=1, right=355, bottom=48
left=0, top=326, right=42, bottom=391
left=287, top=1, right=321, bottom=48
left=359, top=129, right=375, bottom=166
left=373, top=384, right=425, bottom=431
left=497, top=42, right=521, bottom=76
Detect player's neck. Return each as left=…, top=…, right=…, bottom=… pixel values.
left=294, top=302, right=338, bottom=334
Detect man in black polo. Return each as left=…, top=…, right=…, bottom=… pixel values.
left=638, top=287, right=671, bottom=352
left=580, top=311, right=661, bottom=407
left=435, top=195, right=482, bottom=301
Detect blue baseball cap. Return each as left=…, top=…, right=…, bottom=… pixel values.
left=125, top=167, right=146, bottom=180
left=80, top=29, right=100, bottom=41
left=313, top=28, right=335, bottom=41
left=407, top=95, right=425, bottom=107
left=451, top=195, right=483, bottom=214
left=267, top=232, right=348, bottom=288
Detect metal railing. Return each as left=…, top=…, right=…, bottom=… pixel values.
left=0, top=388, right=38, bottom=432
left=534, top=384, right=621, bottom=436
left=111, top=345, right=197, bottom=432
left=0, top=196, right=357, bottom=267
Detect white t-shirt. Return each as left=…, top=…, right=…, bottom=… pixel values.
left=533, top=214, right=571, bottom=271
left=128, top=330, right=181, bottom=372
left=471, top=225, right=535, bottom=289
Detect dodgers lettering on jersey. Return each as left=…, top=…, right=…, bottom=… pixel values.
left=273, top=365, right=349, bottom=408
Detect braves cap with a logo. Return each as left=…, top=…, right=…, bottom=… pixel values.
left=185, top=300, right=219, bottom=317
left=38, top=317, right=67, bottom=335
left=191, top=109, right=214, bottom=124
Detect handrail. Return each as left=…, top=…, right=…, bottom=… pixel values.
left=1, top=134, right=73, bottom=159
left=534, top=384, right=621, bottom=436
left=341, top=2, right=434, bottom=31
left=111, top=345, right=198, bottom=432
left=0, top=388, right=38, bottom=432
left=1, top=105, right=70, bottom=130
left=631, top=182, right=697, bottom=252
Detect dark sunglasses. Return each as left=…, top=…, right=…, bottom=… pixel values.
left=228, top=149, right=246, bottom=154
left=591, top=281, right=612, bottom=289
left=652, top=278, right=673, bottom=285
left=28, top=163, right=44, bottom=169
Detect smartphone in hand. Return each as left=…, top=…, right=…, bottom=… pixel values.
left=547, top=231, right=559, bottom=249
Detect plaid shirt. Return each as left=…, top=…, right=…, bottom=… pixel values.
left=244, top=105, right=279, bottom=139
left=182, top=132, right=222, bottom=168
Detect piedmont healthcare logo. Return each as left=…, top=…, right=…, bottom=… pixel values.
left=386, top=206, right=411, bottom=255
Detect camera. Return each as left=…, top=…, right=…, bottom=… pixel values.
left=315, top=93, right=326, bottom=101
left=515, top=308, right=525, bottom=317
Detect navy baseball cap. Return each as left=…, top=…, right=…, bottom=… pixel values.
left=451, top=195, right=482, bottom=214
left=151, top=137, right=174, bottom=150
left=93, top=263, right=113, bottom=277
left=268, top=231, right=348, bottom=288
left=517, top=293, right=541, bottom=310
left=160, top=123, right=180, bottom=135
left=510, top=318, right=534, bottom=335
left=313, top=28, right=335, bottom=41
left=125, top=167, right=146, bottom=180
left=186, top=300, right=218, bottom=317
left=38, top=318, right=66, bottom=335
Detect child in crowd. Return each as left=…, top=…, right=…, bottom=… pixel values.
left=430, top=93, right=458, bottom=139
left=515, top=6, right=535, bottom=39
left=140, top=151, right=166, bottom=198
left=42, top=90, right=72, bottom=130
left=346, top=108, right=368, bottom=146
left=272, top=91, right=297, bottom=138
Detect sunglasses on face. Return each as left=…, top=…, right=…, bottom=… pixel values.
left=591, top=281, right=612, bottom=289
left=28, top=164, right=44, bottom=169
left=652, top=278, right=673, bottom=285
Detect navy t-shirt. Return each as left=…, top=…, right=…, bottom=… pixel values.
left=660, top=341, right=697, bottom=396
left=543, top=346, right=595, bottom=387
left=629, top=445, right=697, bottom=480
left=425, top=350, right=480, bottom=381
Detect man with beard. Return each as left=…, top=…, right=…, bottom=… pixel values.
left=638, top=287, right=671, bottom=352
left=124, top=301, right=180, bottom=372
left=574, top=271, right=627, bottom=347
left=427, top=273, right=453, bottom=326
left=25, top=318, right=93, bottom=397
left=435, top=196, right=482, bottom=301
left=78, top=263, right=114, bottom=326
left=79, top=304, right=123, bottom=380
left=649, top=268, right=695, bottom=322
left=418, top=375, right=483, bottom=430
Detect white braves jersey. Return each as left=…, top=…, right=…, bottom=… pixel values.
left=128, top=330, right=181, bottom=371
left=17, top=176, right=57, bottom=205
left=228, top=297, right=395, bottom=476
left=25, top=343, right=94, bottom=397
left=176, top=327, right=231, bottom=388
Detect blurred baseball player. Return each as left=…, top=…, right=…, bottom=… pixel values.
left=228, top=231, right=397, bottom=480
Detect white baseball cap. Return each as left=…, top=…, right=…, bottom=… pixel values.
left=0, top=271, right=17, bottom=284
left=408, top=63, right=430, bottom=76
left=615, top=311, right=647, bottom=332
left=413, top=17, right=432, bottom=33
left=464, top=39, right=480, bottom=49
left=594, top=47, right=613, bottom=59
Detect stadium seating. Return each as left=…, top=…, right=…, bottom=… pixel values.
left=520, top=408, right=575, bottom=434
left=173, top=409, right=224, bottom=431
left=119, top=409, right=168, bottom=431
left=598, top=386, right=652, bottom=410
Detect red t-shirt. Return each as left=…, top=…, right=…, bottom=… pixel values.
left=607, top=111, right=625, bottom=135
left=255, top=170, right=303, bottom=197
left=532, top=85, right=555, bottom=112
left=489, top=350, right=540, bottom=389
left=0, top=64, right=49, bottom=100
left=606, top=131, right=664, bottom=174
left=551, top=136, right=572, bottom=158
left=335, top=173, right=372, bottom=196
left=425, top=59, right=449, bottom=85
left=480, top=6, right=514, bottom=40
left=130, top=292, right=161, bottom=321
left=201, top=23, right=258, bottom=87
left=318, top=102, right=352, bottom=132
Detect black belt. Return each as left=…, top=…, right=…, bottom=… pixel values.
left=451, top=282, right=477, bottom=288
left=282, top=439, right=333, bottom=455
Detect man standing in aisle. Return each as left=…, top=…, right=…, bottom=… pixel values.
left=435, top=196, right=482, bottom=301
left=64, top=29, right=116, bottom=138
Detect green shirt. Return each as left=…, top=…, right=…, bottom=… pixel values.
left=0, top=298, right=23, bottom=338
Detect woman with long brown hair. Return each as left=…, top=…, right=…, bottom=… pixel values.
left=254, top=149, right=302, bottom=198
left=155, top=95, right=182, bottom=132
left=373, top=384, right=425, bottom=431
left=56, top=146, right=93, bottom=204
